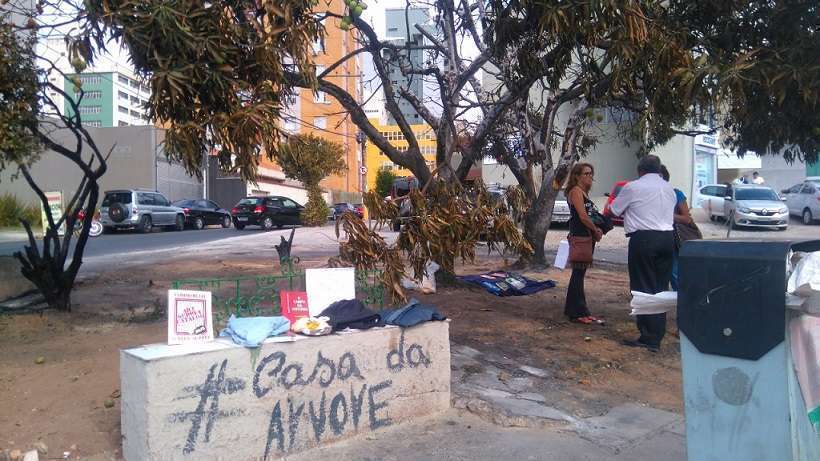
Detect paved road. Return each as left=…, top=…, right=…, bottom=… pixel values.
left=0, top=225, right=272, bottom=258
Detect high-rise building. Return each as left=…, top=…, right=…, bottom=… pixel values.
left=216, top=0, right=363, bottom=206
left=364, top=118, right=437, bottom=192
left=382, top=8, right=430, bottom=125
left=63, top=71, right=151, bottom=127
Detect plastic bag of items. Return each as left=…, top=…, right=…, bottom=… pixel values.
left=400, top=261, right=440, bottom=294
left=787, top=252, right=820, bottom=316
left=629, top=291, right=677, bottom=316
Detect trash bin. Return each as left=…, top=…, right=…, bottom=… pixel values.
left=678, top=239, right=820, bottom=461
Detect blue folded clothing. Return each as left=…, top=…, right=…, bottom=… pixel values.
left=219, top=315, right=290, bottom=347
left=381, top=298, right=446, bottom=327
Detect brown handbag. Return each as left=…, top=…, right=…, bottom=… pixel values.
left=568, top=235, right=594, bottom=263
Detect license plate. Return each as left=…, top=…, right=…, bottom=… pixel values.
left=238, top=217, right=248, bottom=222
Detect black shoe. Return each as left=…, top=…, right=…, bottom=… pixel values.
left=621, top=339, right=660, bottom=353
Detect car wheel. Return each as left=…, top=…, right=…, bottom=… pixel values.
left=235, top=223, right=245, bottom=230
left=262, top=216, right=274, bottom=230
left=779, top=226, right=788, bottom=231
left=175, top=214, right=185, bottom=231
left=221, top=216, right=231, bottom=228
left=194, top=217, right=205, bottom=230
left=138, top=215, right=152, bottom=233
left=709, top=215, right=715, bottom=222
left=803, top=209, right=813, bottom=225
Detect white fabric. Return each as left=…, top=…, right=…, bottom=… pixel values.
left=609, top=173, right=676, bottom=234
left=629, top=290, right=677, bottom=316
left=554, top=240, right=569, bottom=270
left=752, top=176, right=765, bottom=184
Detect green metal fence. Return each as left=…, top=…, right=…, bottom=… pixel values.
left=171, top=265, right=385, bottom=324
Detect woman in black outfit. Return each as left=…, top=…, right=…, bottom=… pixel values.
left=564, top=162, right=604, bottom=325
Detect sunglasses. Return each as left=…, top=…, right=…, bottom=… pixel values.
left=580, top=172, right=594, bottom=176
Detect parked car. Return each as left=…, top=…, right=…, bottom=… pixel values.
left=697, top=184, right=729, bottom=220
left=231, top=196, right=303, bottom=230
left=171, top=199, right=232, bottom=230
left=551, top=191, right=571, bottom=224
left=782, top=177, right=820, bottom=225
left=100, top=189, right=186, bottom=233
left=602, top=180, right=628, bottom=226
left=330, top=202, right=363, bottom=220
left=724, top=185, right=789, bottom=230
left=353, top=203, right=365, bottom=218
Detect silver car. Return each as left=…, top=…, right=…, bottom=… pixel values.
left=782, top=177, right=820, bottom=225
left=551, top=191, right=571, bottom=224
left=100, top=189, right=187, bottom=233
left=723, top=185, right=789, bottom=230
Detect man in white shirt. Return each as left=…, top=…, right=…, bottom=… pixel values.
left=610, top=155, right=677, bottom=352
left=752, top=171, right=765, bottom=184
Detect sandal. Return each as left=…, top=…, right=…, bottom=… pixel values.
left=587, top=316, right=606, bottom=325
left=570, top=316, right=594, bottom=325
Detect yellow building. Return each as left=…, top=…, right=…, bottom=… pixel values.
left=365, top=119, right=437, bottom=193
left=257, top=0, right=362, bottom=203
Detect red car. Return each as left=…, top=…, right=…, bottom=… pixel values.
left=602, top=180, right=628, bottom=226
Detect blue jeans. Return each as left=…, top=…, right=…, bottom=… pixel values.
left=671, top=251, right=679, bottom=291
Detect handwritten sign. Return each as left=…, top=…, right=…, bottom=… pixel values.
left=41, top=190, right=65, bottom=236
left=168, top=290, right=214, bottom=345
left=305, top=268, right=355, bottom=317
left=280, top=291, right=309, bottom=323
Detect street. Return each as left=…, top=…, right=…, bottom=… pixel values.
left=1, top=211, right=817, bottom=271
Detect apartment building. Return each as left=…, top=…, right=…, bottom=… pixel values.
left=364, top=119, right=437, bottom=192
left=62, top=71, right=151, bottom=127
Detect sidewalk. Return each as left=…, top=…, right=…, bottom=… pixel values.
left=286, top=409, right=685, bottom=461
left=0, top=229, right=28, bottom=244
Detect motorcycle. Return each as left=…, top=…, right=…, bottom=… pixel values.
left=73, top=209, right=103, bottom=238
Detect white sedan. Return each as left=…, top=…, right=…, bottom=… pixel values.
left=697, top=184, right=729, bottom=220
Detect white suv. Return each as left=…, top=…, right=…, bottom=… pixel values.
left=100, top=189, right=186, bottom=233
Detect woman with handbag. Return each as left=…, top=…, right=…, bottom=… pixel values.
left=660, top=165, right=702, bottom=290
left=564, top=162, right=605, bottom=325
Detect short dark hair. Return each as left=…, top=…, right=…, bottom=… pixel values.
left=660, top=165, right=670, bottom=181
left=753, top=171, right=759, bottom=176
left=638, top=155, right=662, bottom=175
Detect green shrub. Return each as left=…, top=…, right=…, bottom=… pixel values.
left=375, top=168, right=396, bottom=198
left=0, top=193, right=39, bottom=228
left=301, top=186, right=329, bottom=226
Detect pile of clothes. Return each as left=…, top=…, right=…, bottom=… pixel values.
left=219, top=298, right=446, bottom=347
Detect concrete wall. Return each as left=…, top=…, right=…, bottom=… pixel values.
left=121, top=322, right=451, bottom=460
left=759, top=155, right=808, bottom=193
left=0, top=124, right=201, bottom=206
left=653, top=134, right=695, bottom=198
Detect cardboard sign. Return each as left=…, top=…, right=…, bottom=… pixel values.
left=167, top=290, right=214, bottom=345
left=41, top=190, right=65, bottom=236
left=305, top=268, right=356, bottom=317
left=280, top=291, right=309, bottom=323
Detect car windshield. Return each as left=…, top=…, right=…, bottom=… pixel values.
left=172, top=200, right=194, bottom=207
left=102, top=192, right=132, bottom=206
left=736, top=188, right=779, bottom=201
left=237, top=198, right=262, bottom=205
left=809, top=180, right=820, bottom=189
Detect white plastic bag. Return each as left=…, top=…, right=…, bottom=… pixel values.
left=629, top=291, right=677, bottom=316
left=554, top=240, right=569, bottom=270
left=400, top=261, right=440, bottom=294
left=788, top=252, right=820, bottom=297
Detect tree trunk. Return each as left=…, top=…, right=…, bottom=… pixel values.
left=517, top=186, right=559, bottom=269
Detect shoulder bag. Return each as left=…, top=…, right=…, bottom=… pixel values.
left=568, top=235, right=594, bottom=263
left=674, top=220, right=703, bottom=249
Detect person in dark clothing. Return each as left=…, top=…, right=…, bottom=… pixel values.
left=610, top=155, right=676, bottom=352
left=564, top=162, right=604, bottom=325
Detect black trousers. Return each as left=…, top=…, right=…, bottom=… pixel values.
left=564, top=267, right=590, bottom=319
left=627, top=230, right=674, bottom=346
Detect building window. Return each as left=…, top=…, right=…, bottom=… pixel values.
left=76, top=90, right=101, bottom=99
left=129, top=79, right=140, bottom=89
left=313, top=117, right=327, bottom=130
left=78, top=105, right=101, bottom=114
left=314, top=90, right=328, bottom=103
left=118, top=75, right=130, bottom=85
left=78, top=75, right=101, bottom=85
left=312, top=39, right=324, bottom=55
left=283, top=118, right=300, bottom=133
left=84, top=120, right=102, bottom=127
left=118, top=91, right=129, bottom=100
left=130, top=109, right=141, bottom=117
left=130, top=95, right=140, bottom=104
left=118, top=105, right=129, bottom=114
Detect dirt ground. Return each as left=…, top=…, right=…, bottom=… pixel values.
left=0, top=256, right=681, bottom=459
